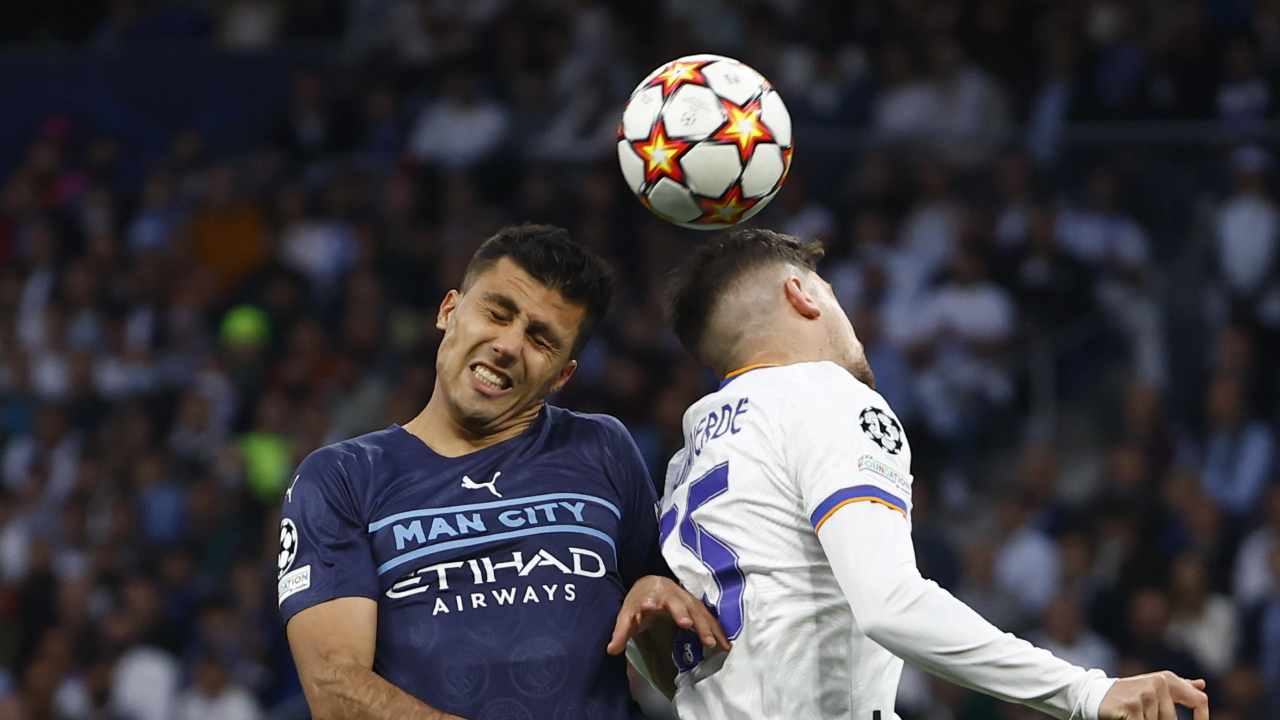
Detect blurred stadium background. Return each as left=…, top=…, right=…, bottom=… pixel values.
left=1, top=1, right=1279, bottom=718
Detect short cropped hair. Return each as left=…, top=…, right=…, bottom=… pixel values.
left=665, top=228, right=824, bottom=361
left=461, top=224, right=614, bottom=356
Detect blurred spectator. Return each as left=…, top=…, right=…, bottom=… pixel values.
left=182, top=165, right=270, bottom=293
left=993, top=495, right=1061, bottom=617
left=220, top=0, right=283, bottom=50
left=1119, top=588, right=1204, bottom=681
left=954, top=540, right=1025, bottom=632
left=926, top=36, right=1011, bottom=166
left=1260, top=546, right=1280, bottom=708
left=1212, top=146, right=1280, bottom=331
left=872, top=41, right=943, bottom=141
left=1236, top=485, right=1280, bottom=608
left=176, top=652, right=262, bottom=720
left=408, top=72, right=510, bottom=168
left=1166, top=552, right=1238, bottom=678
left=912, top=246, right=1017, bottom=442
left=274, top=71, right=354, bottom=166
left=1029, top=594, right=1117, bottom=674
left=1217, top=38, right=1272, bottom=132
left=1201, top=372, right=1274, bottom=517
left=107, top=583, right=181, bottom=720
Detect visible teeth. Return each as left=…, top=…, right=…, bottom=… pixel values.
left=473, top=365, right=507, bottom=389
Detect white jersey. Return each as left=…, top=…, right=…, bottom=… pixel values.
left=659, top=361, right=1113, bottom=720
left=659, top=361, right=913, bottom=719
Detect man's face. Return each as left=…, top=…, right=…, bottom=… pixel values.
left=435, top=258, right=584, bottom=434
left=807, top=270, right=875, bottom=388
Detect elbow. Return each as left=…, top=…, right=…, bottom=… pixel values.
left=850, top=574, right=929, bottom=645
left=303, top=659, right=357, bottom=720
left=855, top=607, right=893, bottom=644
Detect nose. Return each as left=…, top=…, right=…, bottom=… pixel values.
left=489, top=323, right=522, bottom=367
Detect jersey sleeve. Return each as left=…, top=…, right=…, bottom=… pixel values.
left=600, top=416, right=666, bottom=586
left=785, top=367, right=914, bottom=532
left=277, top=445, right=379, bottom=624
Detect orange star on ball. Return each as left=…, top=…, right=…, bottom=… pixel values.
left=695, top=185, right=760, bottom=225
left=631, top=121, right=692, bottom=185
left=712, top=98, right=774, bottom=164
left=648, top=60, right=709, bottom=97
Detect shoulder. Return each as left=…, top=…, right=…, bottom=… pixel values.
left=747, top=362, right=882, bottom=414
left=544, top=405, right=636, bottom=448
left=291, top=426, right=405, bottom=505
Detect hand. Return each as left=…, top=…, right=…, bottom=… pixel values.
left=1098, top=671, right=1209, bottom=720
left=606, top=575, right=731, bottom=655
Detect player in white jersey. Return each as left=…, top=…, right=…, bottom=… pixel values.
left=657, top=229, right=1210, bottom=720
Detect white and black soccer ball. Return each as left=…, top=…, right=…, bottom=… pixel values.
left=618, top=54, right=793, bottom=229
left=278, top=519, right=298, bottom=578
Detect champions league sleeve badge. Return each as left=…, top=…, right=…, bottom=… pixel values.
left=277, top=518, right=311, bottom=605
left=859, top=407, right=904, bottom=455
left=278, top=518, right=299, bottom=579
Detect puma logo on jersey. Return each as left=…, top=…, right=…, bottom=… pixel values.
left=461, top=471, right=502, bottom=498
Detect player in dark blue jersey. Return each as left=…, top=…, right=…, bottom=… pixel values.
left=278, top=224, right=728, bottom=720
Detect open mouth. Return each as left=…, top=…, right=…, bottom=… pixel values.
left=469, top=362, right=513, bottom=393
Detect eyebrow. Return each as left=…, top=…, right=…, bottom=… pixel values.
left=481, top=291, right=565, bottom=350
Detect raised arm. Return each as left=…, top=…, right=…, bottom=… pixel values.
left=786, top=369, right=1208, bottom=720
left=817, top=502, right=1208, bottom=720
left=287, top=597, right=464, bottom=720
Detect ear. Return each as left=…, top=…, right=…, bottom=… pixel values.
left=549, top=359, right=578, bottom=395
left=436, top=290, right=460, bottom=332
left=783, top=276, right=822, bottom=320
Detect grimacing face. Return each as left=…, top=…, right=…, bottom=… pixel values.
left=434, top=257, right=585, bottom=434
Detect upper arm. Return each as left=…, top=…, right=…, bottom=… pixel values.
left=277, top=447, right=379, bottom=623
left=788, top=375, right=913, bottom=533
left=287, top=596, right=379, bottom=690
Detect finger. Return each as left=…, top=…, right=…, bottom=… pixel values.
left=659, top=597, right=695, bottom=629
left=1167, top=676, right=1209, bottom=720
left=678, top=600, right=720, bottom=648
left=1158, top=686, right=1175, bottom=720
left=700, top=606, right=731, bottom=651
left=677, top=598, right=727, bottom=649
left=1141, top=688, right=1157, bottom=720
left=606, top=611, right=638, bottom=656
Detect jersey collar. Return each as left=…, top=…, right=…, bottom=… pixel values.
left=719, top=363, right=781, bottom=389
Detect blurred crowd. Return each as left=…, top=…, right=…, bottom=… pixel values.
left=1, top=1, right=1280, bottom=718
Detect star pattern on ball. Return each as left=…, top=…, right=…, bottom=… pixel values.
left=631, top=121, right=692, bottom=185
left=711, top=98, right=774, bottom=163
left=859, top=407, right=904, bottom=455
left=647, top=60, right=709, bottom=97
left=695, top=185, right=759, bottom=226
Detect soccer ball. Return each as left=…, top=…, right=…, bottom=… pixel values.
left=617, top=54, right=793, bottom=230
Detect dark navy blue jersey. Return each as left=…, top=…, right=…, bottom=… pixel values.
left=276, top=406, right=662, bottom=719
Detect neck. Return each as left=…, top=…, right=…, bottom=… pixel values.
left=404, top=390, right=542, bottom=458
left=724, top=342, right=822, bottom=378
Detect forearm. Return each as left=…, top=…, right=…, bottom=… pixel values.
left=307, top=661, right=463, bottom=720
left=819, top=504, right=1114, bottom=720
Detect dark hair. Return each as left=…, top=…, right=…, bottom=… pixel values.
left=665, top=228, right=824, bottom=361
left=461, top=223, right=614, bottom=356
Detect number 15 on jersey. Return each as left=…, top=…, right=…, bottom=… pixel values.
left=660, top=462, right=746, bottom=643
